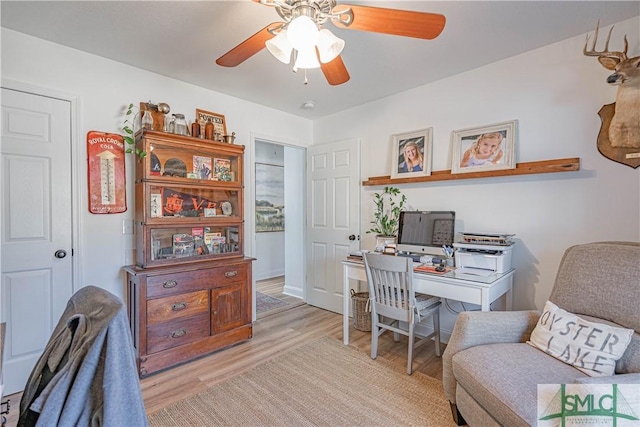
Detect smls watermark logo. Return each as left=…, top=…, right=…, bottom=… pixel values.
left=538, top=384, right=640, bottom=427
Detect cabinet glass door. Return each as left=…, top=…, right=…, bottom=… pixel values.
left=147, top=184, right=239, bottom=220
left=149, top=225, right=241, bottom=263
left=146, top=141, right=240, bottom=184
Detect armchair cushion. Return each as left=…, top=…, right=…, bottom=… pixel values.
left=442, top=310, right=540, bottom=402
left=528, top=300, right=634, bottom=376
left=550, top=242, right=640, bottom=332
left=452, top=343, right=587, bottom=426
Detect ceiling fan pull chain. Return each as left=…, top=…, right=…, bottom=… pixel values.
left=304, top=69, right=309, bottom=85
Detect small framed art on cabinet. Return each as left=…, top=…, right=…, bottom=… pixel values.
left=214, top=158, right=232, bottom=181
left=196, top=109, right=226, bottom=138
left=150, top=194, right=162, bottom=218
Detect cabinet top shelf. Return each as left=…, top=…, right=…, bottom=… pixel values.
left=362, top=157, right=580, bottom=186
left=137, top=130, right=245, bottom=154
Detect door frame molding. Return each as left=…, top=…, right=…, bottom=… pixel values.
left=1, top=78, right=82, bottom=300
left=247, top=131, right=310, bottom=319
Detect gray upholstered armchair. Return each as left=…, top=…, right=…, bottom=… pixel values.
left=442, top=241, right=640, bottom=426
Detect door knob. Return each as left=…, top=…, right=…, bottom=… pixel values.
left=348, top=234, right=356, bottom=241
left=54, top=249, right=67, bottom=259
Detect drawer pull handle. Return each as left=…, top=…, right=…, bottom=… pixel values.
left=171, top=328, right=186, bottom=338
left=225, top=271, right=238, bottom=278
left=171, top=302, right=187, bottom=311
left=163, top=280, right=178, bottom=288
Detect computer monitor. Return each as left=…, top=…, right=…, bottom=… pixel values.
left=396, top=211, right=455, bottom=257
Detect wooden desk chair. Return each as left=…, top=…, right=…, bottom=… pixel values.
left=363, top=252, right=442, bottom=374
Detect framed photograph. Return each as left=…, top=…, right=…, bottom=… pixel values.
left=390, top=128, right=432, bottom=179
left=255, top=163, right=285, bottom=232
left=451, top=120, right=517, bottom=174
left=195, top=108, right=227, bottom=137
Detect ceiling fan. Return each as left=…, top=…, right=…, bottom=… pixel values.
left=215, top=0, right=446, bottom=85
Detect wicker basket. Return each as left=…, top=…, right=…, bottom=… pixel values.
left=350, top=290, right=371, bottom=332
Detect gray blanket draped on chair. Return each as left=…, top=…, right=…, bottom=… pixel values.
left=18, top=285, right=148, bottom=427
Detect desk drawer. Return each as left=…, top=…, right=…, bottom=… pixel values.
left=147, top=290, right=208, bottom=325
left=147, top=314, right=209, bottom=354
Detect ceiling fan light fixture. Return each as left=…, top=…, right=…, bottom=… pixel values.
left=316, top=28, right=345, bottom=63
left=293, top=46, right=321, bottom=70
left=286, top=15, right=319, bottom=50
left=266, top=29, right=293, bottom=64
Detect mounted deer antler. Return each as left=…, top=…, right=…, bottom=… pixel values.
left=584, top=21, right=640, bottom=149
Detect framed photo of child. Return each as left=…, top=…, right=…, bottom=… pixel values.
left=451, top=120, right=517, bottom=174
left=390, top=128, right=432, bottom=179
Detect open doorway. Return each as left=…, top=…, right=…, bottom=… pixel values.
left=256, top=276, right=305, bottom=319
left=253, top=140, right=305, bottom=318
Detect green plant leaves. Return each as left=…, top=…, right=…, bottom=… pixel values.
left=121, top=103, right=147, bottom=160
left=367, top=186, right=406, bottom=237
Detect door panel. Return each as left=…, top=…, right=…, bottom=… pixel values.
left=1, top=87, right=74, bottom=394
left=306, top=139, right=359, bottom=313
left=212, top=283, right=245, bottom=333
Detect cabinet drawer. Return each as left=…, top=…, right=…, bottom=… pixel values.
left=147, top=314, right=209, bottom=354
left=147, top=290, right=208, bottom=325
left=147, top=272, right=210, bottom=298
left=209, top=264, right=248, bottom=284
left=146, top=264, right=248, bottom=298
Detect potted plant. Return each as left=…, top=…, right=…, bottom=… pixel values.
left=122, top=103, right=147, bottom=160
left=366, top=186, right=407, bottom=251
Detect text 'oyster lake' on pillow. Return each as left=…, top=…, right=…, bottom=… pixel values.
left=528, top=300, right=634, bottom=377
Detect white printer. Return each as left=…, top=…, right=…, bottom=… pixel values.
left=453, top=242, right=513, bottom=273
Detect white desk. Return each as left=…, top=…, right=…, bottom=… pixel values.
left=342, top=259, right=515, bottom=345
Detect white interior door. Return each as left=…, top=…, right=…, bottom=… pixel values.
left=306, top=139, right=360, bottom=313
left=1, top=87, right=74, bottom=394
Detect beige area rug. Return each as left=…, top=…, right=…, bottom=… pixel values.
left=147, top=337, right=455, bottom=426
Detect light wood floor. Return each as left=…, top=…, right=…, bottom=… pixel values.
left=3, top=279, right=445, bottom=425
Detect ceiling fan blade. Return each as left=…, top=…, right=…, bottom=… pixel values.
left=216, top=22, right=284, bottom=67
left=321, top=55, right=350, bottom=86
left=333, top=5, right=446, bottom=40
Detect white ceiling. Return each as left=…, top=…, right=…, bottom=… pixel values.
left=2, top=1, right=639, bottom=120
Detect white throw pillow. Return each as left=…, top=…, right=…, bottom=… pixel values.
left=528, top=300, right=634, bottom=377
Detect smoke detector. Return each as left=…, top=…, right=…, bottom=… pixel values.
left=302, top=100, right=315, bottom=110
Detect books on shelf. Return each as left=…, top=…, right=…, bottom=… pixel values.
left=193, top=155, right=212, bottom=180
left=204, top=232, right=226, bottom=253
left=214, top=158, right=232, bottom=181
left=172, top=233, right=195, bottom=257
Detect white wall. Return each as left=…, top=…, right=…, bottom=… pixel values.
left=283, top=145, right=305, bottom=298
left=315, top=17, right=640, bottom=332
left=1, top=28, right=313, bottom=300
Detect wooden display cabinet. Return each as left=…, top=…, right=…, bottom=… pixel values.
left=134, top=131, right=244, bottom=268
left=124, top=130, right=253, bottom=377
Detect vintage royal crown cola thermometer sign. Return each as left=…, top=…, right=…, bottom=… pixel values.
left=87, top=131, right=127, bottom=213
